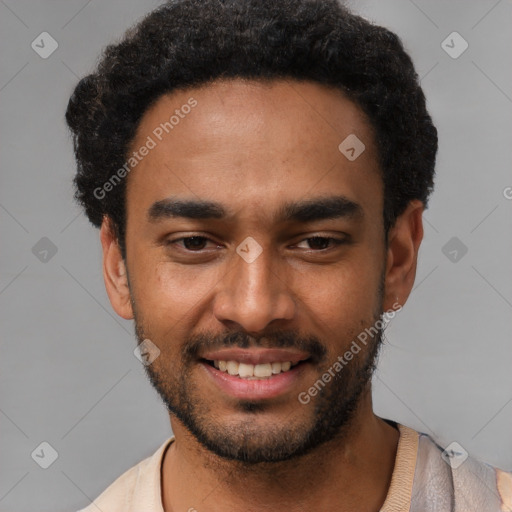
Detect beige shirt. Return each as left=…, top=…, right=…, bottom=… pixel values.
left=77, top=423, right=512, bottom=512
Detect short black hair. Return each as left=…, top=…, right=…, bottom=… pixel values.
left=65, top=0, right=437, bottom=260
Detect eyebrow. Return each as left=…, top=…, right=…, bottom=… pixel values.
left=147, top=195, right=363, bottom=224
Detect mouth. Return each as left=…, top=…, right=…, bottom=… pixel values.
left=200, top=358, right=306, bottom=379
left=198, top=348, right=312, bottom=400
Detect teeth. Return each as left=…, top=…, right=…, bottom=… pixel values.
left=281, top=361, right=291, bottom=371
left=211, top=360, right=296, bottom=378
left=238, top=363, right=253, bottom=378
left=254, top=363, right=272, bottom=378
left=226, top=361, right=239, bottom=376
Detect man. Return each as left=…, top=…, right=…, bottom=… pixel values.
left=66, top=0, right=512, bottom=510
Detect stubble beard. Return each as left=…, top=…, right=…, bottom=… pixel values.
left=132, top=304, right=385, bottom=466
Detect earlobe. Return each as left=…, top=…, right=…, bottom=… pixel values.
left=99, top=217, right=134, bottom=320
left=383, top=200, right=424, bottom=312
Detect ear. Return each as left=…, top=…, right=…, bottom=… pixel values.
left=99, top=216, right=134, bottom=320
left=383, top=200, right=424, bottom=312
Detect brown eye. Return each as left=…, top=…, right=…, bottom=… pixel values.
left=296, top=237, right=345, bottom=250
left=306, top=237, right=331, bottom=250
left=181, top=236, right=209, bottom=251
left=166, top=236, right=215, bottom=252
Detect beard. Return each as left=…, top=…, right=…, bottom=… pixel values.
left=130, top=287, right=385, bottom=465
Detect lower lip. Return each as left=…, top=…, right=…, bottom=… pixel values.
left=200, top=361, right=309, bottom=400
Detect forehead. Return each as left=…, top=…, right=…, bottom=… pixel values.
left=125, top=78, right=382, bottom=227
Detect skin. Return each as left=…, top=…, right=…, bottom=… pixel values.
left=100, top=78, right=424, bottom=512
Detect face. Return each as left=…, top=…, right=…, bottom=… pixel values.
left=104, top=79, right=413, bottom=464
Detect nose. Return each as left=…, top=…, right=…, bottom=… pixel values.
left=213, top=241, right=296, bottom=333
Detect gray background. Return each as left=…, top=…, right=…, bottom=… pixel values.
left=0, top=0, right=511, bottom=511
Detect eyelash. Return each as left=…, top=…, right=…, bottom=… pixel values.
left=165, top=235, right=347, bottom=253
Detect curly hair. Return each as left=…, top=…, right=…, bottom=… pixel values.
left=65, top=0, right=437, bottom=260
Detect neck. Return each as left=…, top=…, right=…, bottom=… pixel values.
left=161, top=391, right=399, bottom=512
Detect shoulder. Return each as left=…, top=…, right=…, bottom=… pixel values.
left=76, top=437, right=174, bottom=512
left=411, top=428, right=512, bottom=512
left=77, top=462, right=140, bottom=512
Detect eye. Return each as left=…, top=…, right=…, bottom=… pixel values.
left=165, top=235, right=347, bottom=254
left=295, top=236, right=346, bottom=251
left=168, top=236, right=217, bottom=251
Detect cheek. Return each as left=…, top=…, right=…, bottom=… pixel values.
left=297, top=264, right=383, bottom=365
left=303, top=256, right=382, bottom=315
left=131, top=257, right=221, bottom=325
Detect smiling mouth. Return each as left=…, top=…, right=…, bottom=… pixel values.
left=201, top=359, right=308, bottom=379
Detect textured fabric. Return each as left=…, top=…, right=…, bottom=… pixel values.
left=407, top=431, right=512, bottom=512
left=77, top=423, right=512, bottom=512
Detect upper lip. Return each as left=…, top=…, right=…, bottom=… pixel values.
left=200, top=348, right=310, bottom=365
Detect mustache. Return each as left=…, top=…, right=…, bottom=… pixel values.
left=183, top=329, right=328, bottom=365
